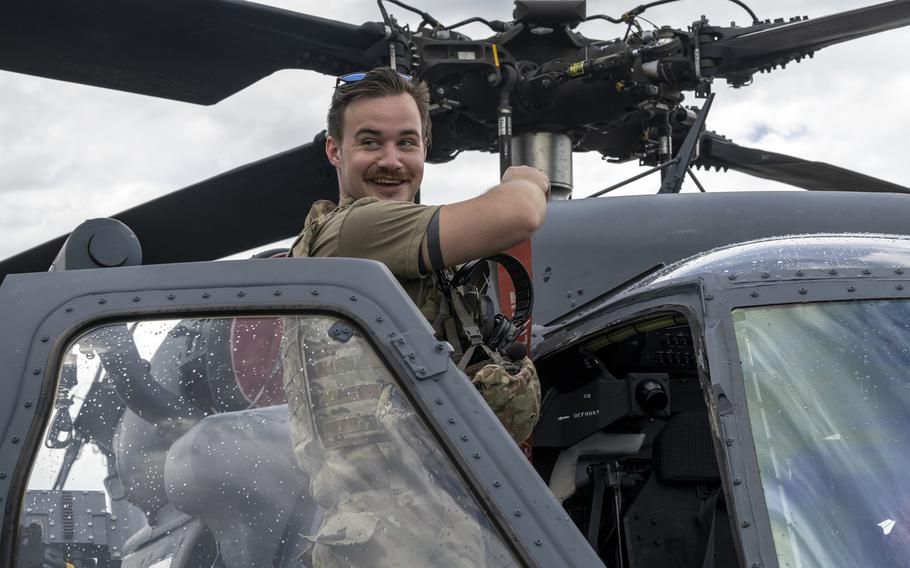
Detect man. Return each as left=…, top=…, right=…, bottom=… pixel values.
left=312, top=68, right=549, bottom=273
left=282, top=67, right=549, bottom=566
left=290, top=67, right=549, bottom=441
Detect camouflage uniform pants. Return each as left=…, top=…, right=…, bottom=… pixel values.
left=469, top=356, right=541, bottom=444
left=282, top=317, right=485, bottom=567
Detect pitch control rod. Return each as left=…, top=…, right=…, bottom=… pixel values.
left=659, top=93, right=716, bottom=194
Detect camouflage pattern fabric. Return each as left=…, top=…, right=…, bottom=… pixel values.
left=282, top=316, right=507, bottom=567
left=470, top=356, right=541, bottom=444
left=289, top=199, right=344, bottom=258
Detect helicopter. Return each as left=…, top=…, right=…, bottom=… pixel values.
left=3, top=1, right=910, bottom=567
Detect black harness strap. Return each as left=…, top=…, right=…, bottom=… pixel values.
left=417, top=208, right=444, bottom=275
left=426, top=207, right=445, bottom=270
left=435, top=253, right=534, bottom=366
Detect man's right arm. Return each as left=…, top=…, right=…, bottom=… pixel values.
left=422, top=165, right=549, bottom=269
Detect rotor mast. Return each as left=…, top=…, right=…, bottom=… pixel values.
left=511, top=132, right=573, bottom=200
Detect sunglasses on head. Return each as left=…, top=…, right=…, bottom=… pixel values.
left=335, top=71, right=414, bottom=88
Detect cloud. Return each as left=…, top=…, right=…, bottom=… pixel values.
left=746, top=123, right=773, bottom=144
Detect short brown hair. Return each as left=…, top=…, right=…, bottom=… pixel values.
left=327, top=67, right=432, bottom=147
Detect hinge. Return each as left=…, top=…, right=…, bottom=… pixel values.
left=389, top=331, right=453, bottom=380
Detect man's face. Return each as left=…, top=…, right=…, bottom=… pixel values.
left=326, top=93, right=426, bottom=202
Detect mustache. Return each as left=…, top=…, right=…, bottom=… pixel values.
left=365, top=168, right=412, bottom=182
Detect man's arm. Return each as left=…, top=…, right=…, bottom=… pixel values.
left=422, top=165, right=549, bottom=269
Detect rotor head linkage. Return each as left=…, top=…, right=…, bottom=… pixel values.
left=511, top=132, right=573, bottom=200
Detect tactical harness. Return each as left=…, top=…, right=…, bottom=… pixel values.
left=433, top=253, right=533, bottom=373
left=418, top=207, right=534, bottom=373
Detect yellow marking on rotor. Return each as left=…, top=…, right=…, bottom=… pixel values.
left=568, top=62, right=585, bottom=77
left=492, top=44, right=501, bottom=67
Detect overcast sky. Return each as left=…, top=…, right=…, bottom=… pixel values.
left=2, top=0, right=909, bottom=262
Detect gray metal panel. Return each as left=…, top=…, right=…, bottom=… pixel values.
left=0, top=257, right=603, bottom=568
left=21, top=490, right=111, bottom=546
left=534, top=191, right=910, bottom=324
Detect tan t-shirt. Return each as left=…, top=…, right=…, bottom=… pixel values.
left=290, top=197, right=443, bottom=321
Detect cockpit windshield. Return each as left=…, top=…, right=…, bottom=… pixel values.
left=733, top=300, right=910, bottom=567
left=19, top=315, right=519, bottom=568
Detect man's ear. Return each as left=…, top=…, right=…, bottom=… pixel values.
left=325, top=135, right=341, bottom=167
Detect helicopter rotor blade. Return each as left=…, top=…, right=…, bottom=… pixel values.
left=0, top=0, right=389, bottom=104
left=699, top=0, right=910, bottom=81
left=697, top=134, right=910, bottom=194
left=0, top=133, right=337, bottom=281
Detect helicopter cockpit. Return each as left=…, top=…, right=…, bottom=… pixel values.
left=530, top=233, right=910, bottom=568
left=12, top=233, right=910, bottom=568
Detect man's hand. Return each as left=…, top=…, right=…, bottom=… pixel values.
left=500, top=165, right=550, bottom=199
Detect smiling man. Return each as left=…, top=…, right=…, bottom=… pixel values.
left=289, top=67, right=550, bottom=442
left=283, top=66, right=549, bottom=567
left=290, top=67, right=550, bottom=315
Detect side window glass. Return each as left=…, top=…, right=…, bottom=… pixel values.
left=18, top=315, right=519, bottom=568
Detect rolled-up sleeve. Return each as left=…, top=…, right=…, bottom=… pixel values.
left=338, top=200, right=441, bottom=279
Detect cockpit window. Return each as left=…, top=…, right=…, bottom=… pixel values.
left=19, top=316, right=519, bottom=568
left=733, top=300, right=910, bottom=568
